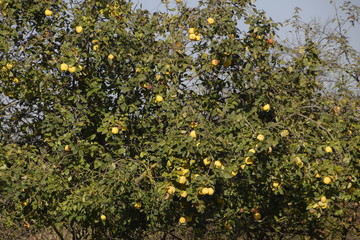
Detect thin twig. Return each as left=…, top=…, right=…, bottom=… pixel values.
left=52, top=224, right=65, bottom=240
left=297, top=113, right=334, bottom=140
left=240, top=113, right=256, bottom=134
left=134, top=162, right=157, bottom=185
left=0, top=101, right=18, bottom=112
left=299, top=105, right=322, bottom=111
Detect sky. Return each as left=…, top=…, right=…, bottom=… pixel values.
left=136, top=0, right=360, bottom=50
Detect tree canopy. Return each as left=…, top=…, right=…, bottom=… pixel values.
left=1, top=0, right=359, bottom=239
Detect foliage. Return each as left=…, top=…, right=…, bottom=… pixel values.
left=283, top=0, right=360, bottom=93
left=1, top=0, right=359, bottom=239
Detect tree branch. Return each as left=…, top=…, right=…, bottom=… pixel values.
left=297, top=113, right=334, bottom=140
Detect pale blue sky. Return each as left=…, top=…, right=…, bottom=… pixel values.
left=136, top=0, right=360, bottom=50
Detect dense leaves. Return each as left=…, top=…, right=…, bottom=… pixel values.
left=1, top=0, right=359, bottom=239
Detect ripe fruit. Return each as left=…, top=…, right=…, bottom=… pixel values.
left=207, top=17, right=215, bottom=24
left=68, top=66, right=76, bottom=73
left=180, top=191, right=187, bottom=198
left=249, top=148, right=256, bottom=154
left=280, top=130, right=289, bottom=137
left=294, top=157, right=303, bottom=167
left=253, top=212, right=261, bottom=220
left=190, top=121, right=198, bottom=128
left=44, top=9, right=53, bottom=16
left=333, top=106, right=341, bottom=113
left=134, top=202, right=142, bottom=208
left=245, top=157, right=253, bottom=165
left=189, top=33, right=196, bottom=40
left=188, top=28, right=195, bottom=34
left=203, top=158, right=211, bottom=165
left=178, top=176, right=187, bottom=184
left=75, top=26, right=83, bottom=33
left=60, top=63, right=68, bottom=71
left=272, top=182, right=279, bottom=188
left=167, top=186, right=176, bottom=194
left=207, top=187, right=215, bottom=195
left=325, top=146, right=333, bottom=153
left=111, top=127, right=119, bottom=134
left=195, top=34, right=201, bottom=41
left=100, top=214, right=106, bottom=221
left=231, top=171, right=238, bottom=176
left=267, top=38, right=274, bottom=44
left=93, top=44, right=99, bottom=51
left=155, top=95, right=163, bottom=103
left=6, top=63, right=13, bottom=69
left=211, top=59, right=220, bottom=66
left=108, top=54, right=114, bottom=60
left=64, top=145, right=71, bottom=152
left=323, top=176, right=332, bottom=184
left=256, top=134, right=265, bottom=141
left=224, top=222, right=233, bottom=230
left=262, top=104, right=270, bottom=111
left=13, top=78, right=19, bottom=83
left=179, top=217, right=186, bottom=224
left=200, top=187, right=209, bottom=195
left=298, top=46, right=305, bottom=54
left=320, top=196, right=327, bottom=203
left=312, top=203, right=319, bottom=209
left=189, top=130, right=197, bottom=138
left=214, top=160, right=222, bottom=168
